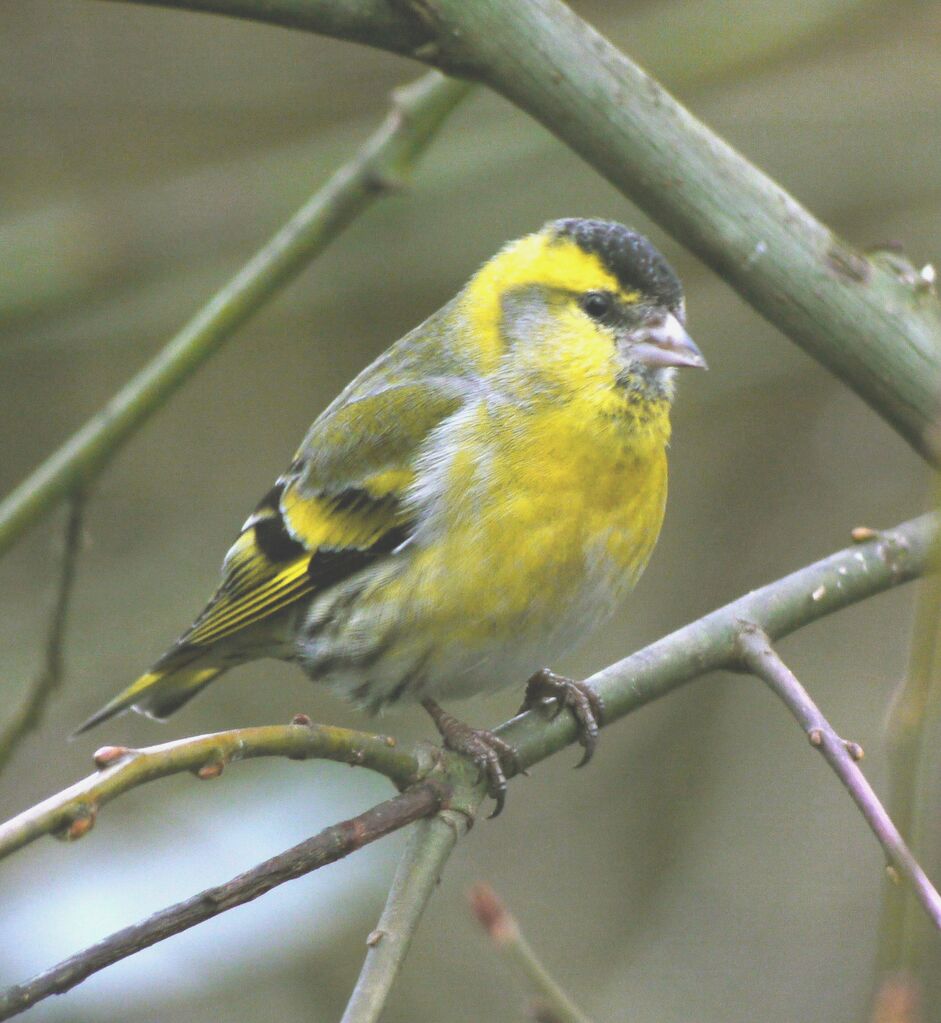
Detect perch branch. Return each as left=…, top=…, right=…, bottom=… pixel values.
left=0, top=70, right=471, bottom=559
left=102, top=0, right=941, bottom=461
left=736, top=624, right=941, bottom=931
left=1, top=513, right=938, bottom=1018
left=0, top=719, right=424, bottom=861
left=0, top=780, right=450, bottom=1022
left=0, top=494, right=85, bottom=773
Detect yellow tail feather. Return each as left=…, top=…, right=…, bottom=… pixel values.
left=73, top=659, right=225, bottom=736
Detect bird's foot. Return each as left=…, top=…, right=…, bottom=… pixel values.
left=519, top=669, right=604, bottom=767
left=422, top=698, right=519, bottom=818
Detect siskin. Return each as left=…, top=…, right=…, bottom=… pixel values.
left=77, top=218, right=706, bottom=812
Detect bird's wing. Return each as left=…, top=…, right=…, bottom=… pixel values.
left=179, top=379, right=467, bottom=648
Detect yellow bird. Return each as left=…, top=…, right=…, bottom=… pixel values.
left=77, top=218, right=705, bottom=813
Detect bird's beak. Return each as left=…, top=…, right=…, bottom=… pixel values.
left=632, top=312, right=707, bottom=370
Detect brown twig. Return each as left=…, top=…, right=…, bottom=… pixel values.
left=736, top=623, right=941, bottom=931
left=0, top=780, right=450, bottom=1022
left=0, top=493, right=85, bottom=774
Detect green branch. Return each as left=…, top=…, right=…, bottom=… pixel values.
left=1, top=512, right=937, bottom=1020
left=0, top=70, right=471, bottom=559
left=0, top=720, right=424, bottom=861
left=501, top=514, right=938, bottom=770
left=104, top=0, right=941, bottom=461
left=469, top=882, right=595, bottom=1023
left=341, top=809, right=473, bottom=1023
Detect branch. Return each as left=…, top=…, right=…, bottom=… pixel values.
left=0, top=514, right=937, bottom=1016
left=0, top=70, right=471, bottom=559
left=341, top=809, right=472, bottom=1023
left=101, top=0, right=941, bottom=461
left=736, top=624, right=941, bottom=932
left=499, top=514, right=939, bottom=772
left=0, top=494, right=84, bottom=773
left=0, top=719, right=424, bottom=861
left=0, top=780, right=450, bottom=1022
left=469, top=882, right=594, bottom=1023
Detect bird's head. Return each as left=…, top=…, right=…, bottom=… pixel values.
left=460, top=218, right=705, bottom=409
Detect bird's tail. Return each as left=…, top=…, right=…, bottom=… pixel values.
left=73, top=646, right=225, bottom=736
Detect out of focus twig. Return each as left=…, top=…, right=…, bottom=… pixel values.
left=873, top=474, right=941, bottom=1020
left=0, top=780, right=450, bottom=1022
left=469, top=882, right=595, bottom=1023
left=0, top=494, right=84, bottom=774
left=736, top=624, right=941, bottom=931
left=0, top=71, right=471, bottom=559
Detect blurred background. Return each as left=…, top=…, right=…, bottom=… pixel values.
left=1, top=1, right=940, bottom=1020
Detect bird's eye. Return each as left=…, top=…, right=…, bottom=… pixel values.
left=580, top=291, right=612, bottom=321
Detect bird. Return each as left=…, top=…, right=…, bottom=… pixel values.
left=76, top=217, right=706, bottom=814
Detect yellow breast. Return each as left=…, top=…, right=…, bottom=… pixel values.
left=407, top=393, right=670, bottom=636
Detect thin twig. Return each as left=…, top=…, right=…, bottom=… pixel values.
left=0, top=494, right=85, bottom=773
left=469, top=882, right=595, bottom=1023
left=341, top=809, right=473, bottom=1023
left=0, top=71, right=472, bottom=559
left=736, top=624, right=941, bottom=931
left=0, top=780, right=449, bottom=1022
left=0, top=719, right=424, bottom=861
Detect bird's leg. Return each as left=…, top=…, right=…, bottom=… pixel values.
left=421, top=698, right=519, bottom=818
left=518, top=669, right=604, bottom=767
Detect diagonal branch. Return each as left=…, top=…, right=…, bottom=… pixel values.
left=0, top=719, right=424, bottom=861
left=0, top=780, right=450, bottom=1022
left=341, top=808, right=473, bottom=1023
left=102, top=0, right=941, bottom=461
left=0, top=494, right=85, bottom=773
left=499, top=514, right=939, bottom=772
left=0, top=70, right=471, bottom=559
left=736, top=624, right=941, bottom=932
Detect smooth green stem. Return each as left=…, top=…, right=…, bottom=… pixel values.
left=0, top=71, right=471, bottom=559
left=341, top=808, right=472, bottom=1023
left=106, top=0, right=941, bottom=462
left=874, top=486, right=941, bottom=1001
left=502, top=514, right=939, bottom=769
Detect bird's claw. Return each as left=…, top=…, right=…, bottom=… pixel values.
left=520, top=669, right=604, bottom=767
left=422, top=698, right=519, bottom=817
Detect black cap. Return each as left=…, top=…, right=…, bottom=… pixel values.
left=550, top=218, right=683, bottom=311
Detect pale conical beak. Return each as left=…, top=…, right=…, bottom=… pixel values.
left=632, top=312, right=707, bottom=370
